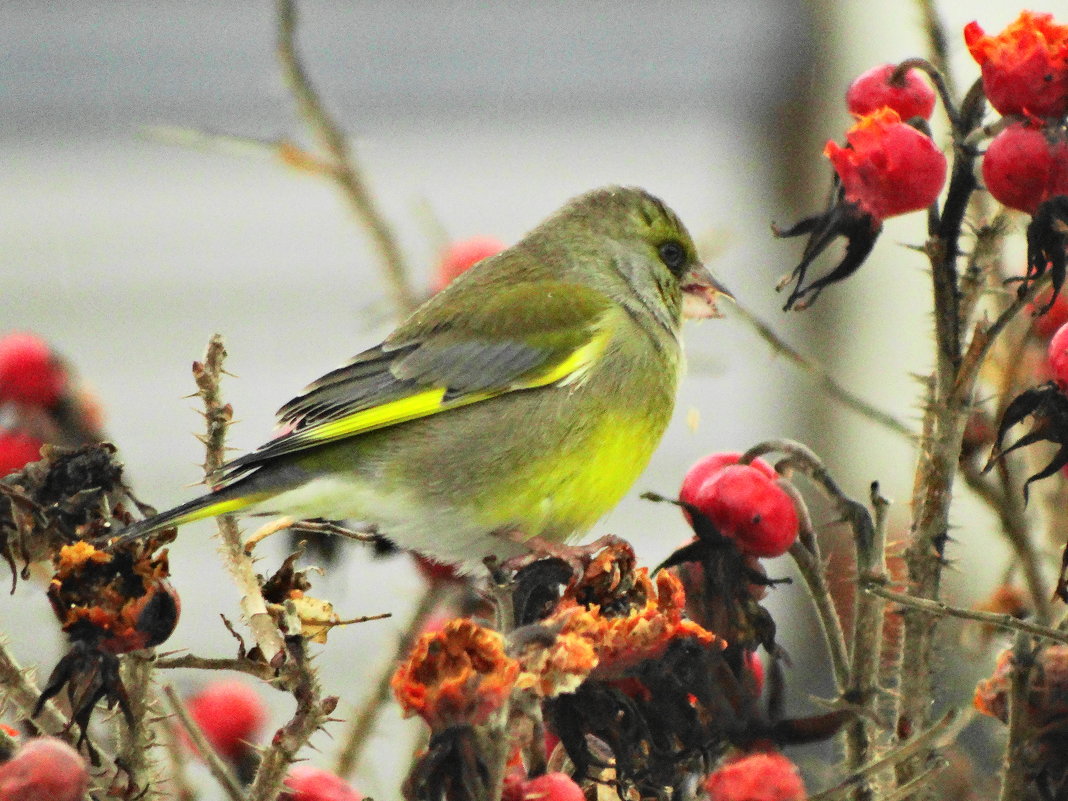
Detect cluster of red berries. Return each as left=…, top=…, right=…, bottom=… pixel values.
left=969, top=12, right=1068, bottom=214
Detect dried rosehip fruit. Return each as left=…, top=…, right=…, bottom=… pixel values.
left=686, top=464, right=799, bottom=558
left=705, top=751, right=807, bottom=801
left=281, top=765, right=363, bottom=801
left=186, top=680, right=267, bottom=762
left=965, top=11, right=1068, bottom=118
left=825, top=108, right=947, bottom=222
left=0, top=737, right=88, bottom=801
left=982, top=122, right=1067, bottom=215
left=432, top=236, right=506, bottom=292
left=846, top=63, right=936, bottom=120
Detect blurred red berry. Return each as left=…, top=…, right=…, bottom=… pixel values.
left=0, top=737, right=88, bottom=801
left=502, top=772, right=584, bottom=801
left=965, top=11, right=1068, bottom=118
left=186, top=680, right=267, bottom=761
left=705, top=752, right=806, bottom=801
left=432, top=236, right=506, bottom=292
left=0, top=333, right=66, bottom=407
left=685, top=464, right=799, bottom=558
left=1048, top=323, right=1068, bottom=389
left=845, top=64, right=936, bottom=120
left=982, top=122, right=1068, bottom=214
left=1030, top=288, right=1068, bottom=339
left=412, top=553, right=464, bottom=584
left=744, top=651, right=765, bottom=696
left=281, top=765, right=362, bottom=801
left=0, top=429, right=43, bottom=476
left=825, top=108, right=947, bottom=222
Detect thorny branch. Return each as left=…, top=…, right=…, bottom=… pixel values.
left=163, top=684, right=245, bottom=801
left=276, top=0, right=419, bottom=316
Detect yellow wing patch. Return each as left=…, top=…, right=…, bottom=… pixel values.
left=297, top=328, right=612, bottom=448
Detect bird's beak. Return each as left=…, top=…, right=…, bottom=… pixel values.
left=681, top=264, right=734, bottom=319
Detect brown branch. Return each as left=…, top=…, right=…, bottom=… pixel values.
left=276, top=0, right=418, bottom=316
left=196, top=335, right=287, bottom=666
left=163, top=684, right=245, bottom=801
left=154, top=653, right=279, bottom=682
left=729, top=302, right=915, bottom=441
left=998, top=636, right=1037, bottom=801
left=116, top=651, right=164, bottom=796
left=246, top=652, right=337, bottom=801
left=864, top=582, right=1068, bottom=645
left=334, top=580, right=449, bottom=778
left=810, top=709, right=958, bottom=801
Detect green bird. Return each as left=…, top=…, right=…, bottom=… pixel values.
left=112, top=186, right=731, bottom=569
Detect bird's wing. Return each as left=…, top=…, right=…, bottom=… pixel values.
left=220, top=281, right=616, bottom=476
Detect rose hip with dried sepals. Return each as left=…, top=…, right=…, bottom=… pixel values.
left=965, top=11, right=1068, bottom=119
left=0, top=737, right=88, bottom=801
left=825, top=108, right=947, bottom=222
left=705, top=751, right=807, bottom=801
left=0, top=333, right=66, bottom=408
left=679, top=451, right=777, bottom=521
left=1030, top=288, right=1068, bottom=339
left=682, top=463, right=799, bottom=558
left=281, top=765, right=362, bottom=801
left=846, top=63, right=936, bottom=120
left=432, top=236, right=506, bottom=292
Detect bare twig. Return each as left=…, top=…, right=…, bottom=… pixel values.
left=998, top=636, right=1037, bottom=801
left=810, top=709, right=958, bottom=801
left=154, top=653, right=279, bottom=682
left=864, top=582, right=1068, bottom=646
left=196, top=335, right=286, bottom=666
left=276, top=0, right=418, bottom=315
left=163, top=684, right=245, bottom=801
left=730, top=302, right=915, bottom=441
left=334, top=580, right=449, bottom=778
left=116, top=651, right=163, bottom=796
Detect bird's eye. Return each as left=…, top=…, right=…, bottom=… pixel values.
left=658, top=241, right=687, bottom=274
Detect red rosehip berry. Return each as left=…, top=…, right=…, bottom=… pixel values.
left=744, top=650, right=765, bottom=696
left=1030, top=288, right=1068, bottom=339
left=502, top=772, right=584, bottom=801
left=0, top=429, right=43, bottom=476
left=281, top=765, right=363, bottom=801
left=686, top=465, right=799, bottom=558
left=186, top=680, right=267, bottom=761
left=432, top=236, right=506, bottom=292
left=965, top=11, right=1068, bottom=119
left=845, top=64, right=936, bottom=120
left=824, top=108, right=947, bottom=222
left=680, top=452, right=777, bottom=511
left=0, top=737, right=89, bottom=801
left=0, top=333, right=67, bottom=407
left=705, top=752, right=806, bottom=801
left=1047, top=323, right=1068, bottom=390
left=982, top=122, right=1068, bottom=215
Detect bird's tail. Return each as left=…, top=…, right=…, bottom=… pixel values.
left=108, top=483, right=269, bottom=549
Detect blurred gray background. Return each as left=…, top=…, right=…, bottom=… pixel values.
left=1, top=1, right=1036, bottom=797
